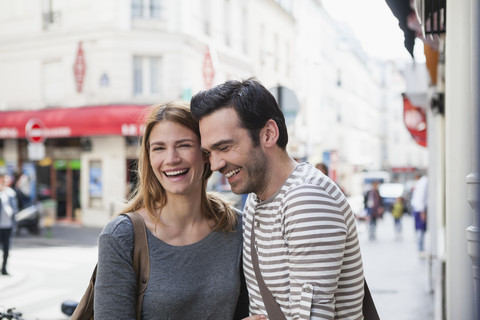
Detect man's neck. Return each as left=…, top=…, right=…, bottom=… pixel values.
left=256, top=153, right=297, bottom=201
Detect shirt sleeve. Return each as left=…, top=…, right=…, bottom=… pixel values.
left=282, top=184, right=348, bottom=320
left=94, top=216, right=137, bottom=320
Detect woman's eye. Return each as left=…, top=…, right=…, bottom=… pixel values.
left=179, top=144, right=192, bottom=148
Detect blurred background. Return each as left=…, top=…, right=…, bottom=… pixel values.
left=0, top=0, right=478, bottom=319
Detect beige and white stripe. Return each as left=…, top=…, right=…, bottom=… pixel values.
left=243, top=162, right=364, bottom=320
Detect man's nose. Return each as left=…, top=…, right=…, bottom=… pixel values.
left=209, top=152, right=226, bottom=172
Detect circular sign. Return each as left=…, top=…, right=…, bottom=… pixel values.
left=25, top=118, right=46, bottom=143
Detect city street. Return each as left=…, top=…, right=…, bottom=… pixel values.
left=358, top=213, right=435, bottom=320
left=0, top=225, right=101, bottom=320
left=0, top=214, right=434, bottom=320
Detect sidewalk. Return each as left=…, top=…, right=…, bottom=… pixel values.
left=358, top=213, right=434, bottom=320
left=0, top=223, right=102, bottom=293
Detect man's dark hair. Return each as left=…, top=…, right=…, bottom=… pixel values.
left=190, top=78, right=288, bottom=149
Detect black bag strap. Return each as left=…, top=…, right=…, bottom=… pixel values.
left=363, top=279, right=380, bottom=319
left=250, top=220, right=287, bottom=320
left=250, top=218, right=380, bottom=320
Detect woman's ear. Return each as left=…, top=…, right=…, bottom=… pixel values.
left=261, top=119, right=279, bottom=147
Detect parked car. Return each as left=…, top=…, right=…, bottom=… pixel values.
left=14, top=202, right=42, bottom=235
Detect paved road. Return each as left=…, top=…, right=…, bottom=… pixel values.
left=358, top=213, right=434, bottom=320
left=0, top=214, right=434, bottom=319
left=0, top=224, right=102, bottom=320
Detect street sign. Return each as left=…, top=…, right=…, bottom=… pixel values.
left=203, top=48, right=215, bottom=89
left=28, top=143, right=46, bottom=161
left=25, top=118, right=46, bottom=143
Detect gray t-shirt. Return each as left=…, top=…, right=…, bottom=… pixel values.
left=94, top=214, right=248, bottom=319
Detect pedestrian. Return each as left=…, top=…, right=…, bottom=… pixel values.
left=0, top=170, right=18, bottom=275
left=13, top=170, right=31, bottom=210
left=364, top=180, right=384, bottom=240
left=410, top=174, right=428, bottom=255
left=191, top=78, right=365, bottom=319
left=315, top=162, right=329, bottom=176
left=391, top=196, right=404, bottom=237
left=93, top=101, right=249, bottom=319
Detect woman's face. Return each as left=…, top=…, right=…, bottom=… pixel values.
left=148, top=120, right=207, bottom=198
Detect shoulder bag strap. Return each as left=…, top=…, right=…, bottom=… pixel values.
left=124, top=212, right=150, bottom=320
left=250, top=220, right=287, bottom=320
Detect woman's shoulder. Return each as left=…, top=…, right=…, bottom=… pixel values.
left=100, top=214, right=135, bottom=242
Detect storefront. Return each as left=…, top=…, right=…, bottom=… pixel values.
left=0, top=104, right=148, bottom=227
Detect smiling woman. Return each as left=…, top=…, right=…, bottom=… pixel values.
left=92, top=101, right=249, bottom=319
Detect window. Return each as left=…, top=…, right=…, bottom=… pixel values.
left=133, top=56, right=161, bottom=96
left=131, top=0, right=163, bottom=19
left=42, top=0, right=61, bottom=30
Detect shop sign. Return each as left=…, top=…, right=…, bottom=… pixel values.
left=403, top=94, right=427, bottom=147
left=73, top=41, right=86, bottom=93
left=203, top=47, right=215, bottom=89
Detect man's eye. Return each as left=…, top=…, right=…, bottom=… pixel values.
left=178, top=144, right=192, bottom=148
left=219, top=146, right=229, bottom=152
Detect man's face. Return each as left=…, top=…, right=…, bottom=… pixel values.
left=199, top=108, right=268, bottom=195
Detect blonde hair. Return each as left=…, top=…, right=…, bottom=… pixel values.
left=120, top=101, right=238, bottom=232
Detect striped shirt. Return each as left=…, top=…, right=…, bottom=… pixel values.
left=243, top=162, right=364, bottom=319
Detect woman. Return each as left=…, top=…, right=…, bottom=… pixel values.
left=94, top=101, right=249, bottom=319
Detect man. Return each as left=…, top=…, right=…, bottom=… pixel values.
left=410, top=174, right=428, bottom=254
left=363, top=181, right=384, bottom=240
left=0, top=170, right=18, bottom=275
left=191, top=78, right=364, bottom=319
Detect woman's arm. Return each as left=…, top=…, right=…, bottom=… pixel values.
left=94, top=217, right=137, bottom=319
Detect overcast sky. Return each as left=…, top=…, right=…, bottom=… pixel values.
left=322, top=0, right=422, bottom=62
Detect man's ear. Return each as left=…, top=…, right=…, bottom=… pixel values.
left=260, top=119, right=279, bottom=147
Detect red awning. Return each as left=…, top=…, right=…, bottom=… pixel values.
left=0, top=105, right=150, bottom=141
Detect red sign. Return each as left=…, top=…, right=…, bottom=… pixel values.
left=73, top=41, right=86, bottom=93
left=25, top=118, right=46, bottom=143
left=403, top=95, right=427, bottom=147
left=203, top=48, right=215, bottom=89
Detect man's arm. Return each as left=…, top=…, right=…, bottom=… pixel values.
left=283, top=185, right=362, bottom=320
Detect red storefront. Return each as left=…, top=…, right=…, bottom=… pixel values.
left=0, top=105, right=149, bottom=223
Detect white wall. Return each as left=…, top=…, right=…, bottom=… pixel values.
left=81, top=136, right=127, bottom=227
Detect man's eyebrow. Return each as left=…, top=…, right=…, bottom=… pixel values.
left=206, top=139, right=234, bottom=151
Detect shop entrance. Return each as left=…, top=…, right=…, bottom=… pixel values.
left=53, top=159, right=81, bottom=220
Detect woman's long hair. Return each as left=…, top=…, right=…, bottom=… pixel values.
left=120, top=101, right=238, bottom=232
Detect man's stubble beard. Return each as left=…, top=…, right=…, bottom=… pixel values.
left=230, top=146, right=268, bottom=196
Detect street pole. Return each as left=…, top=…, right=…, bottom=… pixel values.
left=466, top=173, right=479, bottom=320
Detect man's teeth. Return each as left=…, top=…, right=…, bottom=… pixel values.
left=165, top=169, right=188, bottom=176
left=225, top=168, right=241, bottom=178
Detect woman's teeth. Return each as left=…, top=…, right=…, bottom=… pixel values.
left=165, top=169, right=188, bottom=177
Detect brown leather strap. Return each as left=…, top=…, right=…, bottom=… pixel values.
left=124, top=212, right=150, bottom=320
left=250, top=220, right=287, bottom=320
